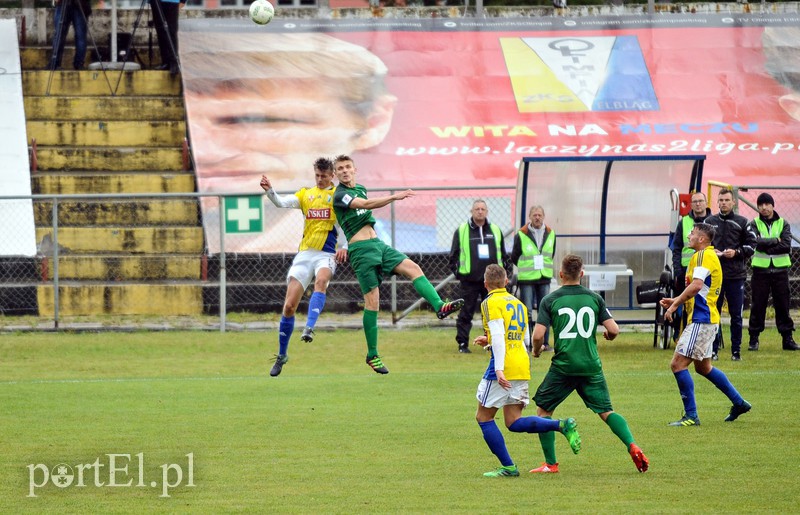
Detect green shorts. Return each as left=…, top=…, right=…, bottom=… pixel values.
left=533, top=368, right=613, bottom=414
left=348, top=238, right=409, bottom=294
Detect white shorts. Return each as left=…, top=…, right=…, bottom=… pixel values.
left=476, top=378, right=530, bottom=409
left=287, top=250, right=337, bottom=290
left=675, top=323, right=718, bottom=361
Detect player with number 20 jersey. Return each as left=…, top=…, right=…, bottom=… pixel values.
left=531, top=254, right=649, bottom=474
left=536, top=285, right=612, bottom=376
left=481, top=289, right=530, bottom=382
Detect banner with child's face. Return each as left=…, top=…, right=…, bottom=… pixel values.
left=180, top=16, right=800, bottom=252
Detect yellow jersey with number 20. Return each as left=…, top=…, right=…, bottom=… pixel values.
left=481, top=287, right=530, bottom=381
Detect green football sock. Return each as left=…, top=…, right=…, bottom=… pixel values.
left=605, top=412, right=635, bottom=448
left=412, top=276, right=443, bottom=311
left=538, top=416, right=557, bottom=465
left=364, top=309, right=379, bottom=358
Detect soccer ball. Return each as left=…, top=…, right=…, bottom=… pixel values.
left=249, top=0, right=274, bottom=25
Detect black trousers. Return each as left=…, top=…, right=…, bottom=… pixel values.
left=455, top=280, right=487, bottom=346
left=713, top=277, right=745, bottom=354
left=749, top=270, right=794, bottom=336
left=150, top=0, right=180, bottom=66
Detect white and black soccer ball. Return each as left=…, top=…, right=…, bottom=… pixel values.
left=249, top=0, right=275, bottom=25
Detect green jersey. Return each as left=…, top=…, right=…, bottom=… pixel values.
left=537, top=285, right=613, bottom=376
left=333, top=183, right=376, bottom=242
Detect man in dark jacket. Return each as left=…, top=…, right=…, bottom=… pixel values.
left=449, top=200, right=511, bottom=353
left=705, top=188, right=757, bottom=361
left=747, top=192, right=798, bottom=351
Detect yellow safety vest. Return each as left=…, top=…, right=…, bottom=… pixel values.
left=752, top=217, right=791, bottom=268
left=517, top=229, right=555, bottom=281
left=458, top=222, right=503, bottom=275
left=680, top=215, right=696, bottom=267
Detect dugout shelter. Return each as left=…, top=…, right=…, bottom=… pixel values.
left=515, top=155, right=705, bottom=318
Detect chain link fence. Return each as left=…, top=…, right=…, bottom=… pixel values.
left=709, top=183, right=800, bottom=308
left=203, top=187, right=517, bottom=319
left=0, top=188, right=517, bottom=327
left=3, top=184, right=796, bottom=328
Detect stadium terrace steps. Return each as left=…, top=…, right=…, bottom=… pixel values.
left=17, top=47, right=205, bottom=316
left=32, top=172, right=195, bottom=194
left=37, top=283, right=204, bottom=317
left=35, top=227, right=203, bottom=254
left=20, top=46, right=165, bottom=72
left=26, top=120, right=186, bottom=147
left=25, top=96, right=186, bottom=121
left=20, top=46, right=83, bottom=70
left=44, top=255, right=203, bottom=281
left=33, top=199, right=200, bottom=226
left=32, top=149, right=184, bottom=172
left=22, top=70, right=182, bottom=96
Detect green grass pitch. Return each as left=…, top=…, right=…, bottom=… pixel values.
left=1, top=326, right=798, bottom=513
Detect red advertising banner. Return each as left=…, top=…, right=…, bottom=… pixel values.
left=180, top=16, right=800, bottom=252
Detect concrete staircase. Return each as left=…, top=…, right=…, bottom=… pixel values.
left=22, top=47, right=204, bottom=316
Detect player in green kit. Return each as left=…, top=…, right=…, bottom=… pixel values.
left=531, top=254, right=649, bottom=474
left=332, top=155, right=464, bottom=374
left=473, top=264, right=581, bottom=478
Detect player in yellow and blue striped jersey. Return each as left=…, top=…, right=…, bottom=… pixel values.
left=260, top=158, right=348, bottom=377
left=662, top=223, right=752, bottom=427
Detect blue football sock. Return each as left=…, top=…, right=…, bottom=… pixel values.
left=508, top=416, right=561, bottom=433
left=306, top=292, right=326, bottom=329
left=674, top=369, right=698, bottom=418
left=478, top=420, right=514, bottom=467
left=278, top=316, right=294, bottom=356
left=701, top=367, right=744, bottom=406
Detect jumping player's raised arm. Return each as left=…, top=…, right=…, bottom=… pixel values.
left=260, top=175, right=301, bottom=209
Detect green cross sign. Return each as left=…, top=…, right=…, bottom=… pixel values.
left=224, top=196, right=263, bottom=234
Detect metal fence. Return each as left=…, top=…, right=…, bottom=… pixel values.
left=2, top=183, right=797, bottom=330
left=0, top=187, right=516, bottom=329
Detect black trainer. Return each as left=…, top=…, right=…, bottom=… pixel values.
left=748, top=340, right=759, bottom=351
left=458, top=343, right=471, bottom=354
left=270, top=354, right=288, bottom=377
left=366, top=355, right=389, bottom=374
left=300, top=326, right=315, bottom=343
left=437, top=299, right=464, bottom=320
left=724, top=400, right=752, bottom=422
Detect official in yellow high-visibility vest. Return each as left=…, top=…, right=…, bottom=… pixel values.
left=511, top=205, right=556, bottom=350
left=747, top=192, right=798, bottom=351
left=449, top=200, right=511, bottom=354
left=671, top=193, right=711, bottom=288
